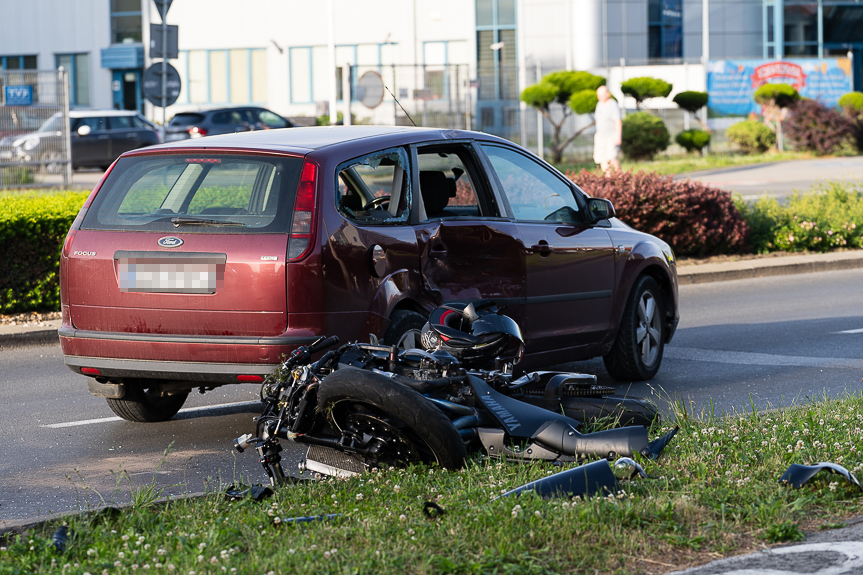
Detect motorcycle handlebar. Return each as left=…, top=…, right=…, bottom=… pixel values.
left=308, top=335, right=339, bottom=355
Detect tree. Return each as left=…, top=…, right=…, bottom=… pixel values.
left=620, top=77, right=673, bottom=110
left=672, top=90, right=709, bottom=130
left=520, top=70, right=606, bottom=163
left=753, top=84, right=800, bottom=151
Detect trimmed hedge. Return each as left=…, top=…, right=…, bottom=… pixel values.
left=727, top=120, right=776, bottom=154
left=621, top=112, right=670, bottom=160
left=569, top=169, right=749, bottom=257
left=0, top=191, right=89, bottom=314
left=675, top=129, right=711, bottom=154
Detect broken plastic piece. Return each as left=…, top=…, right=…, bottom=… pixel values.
left=224, top=484, right=274, bottom=502
left=780, top=462, right=863, bottom=491
left=281, top=513, right=342, bottom=525
left=51, top=526, right=69, bottom=554
left=648, top=427, right=679, bottom=460
left=612, top=457, right=649, bottom=480
left=496, top=459, right=620, bottom=499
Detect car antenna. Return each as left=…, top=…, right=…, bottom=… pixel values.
left=384, top=84, right=418, bottom=127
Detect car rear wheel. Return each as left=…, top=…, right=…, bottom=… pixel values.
left=603, top=275, right=666, bottom=382
left=382, top=310, right=427, bottom=349
left=106, top=384, right=189, bottom=422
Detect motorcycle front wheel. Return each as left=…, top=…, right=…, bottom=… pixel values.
left=317, top=367, right=467, bottom=470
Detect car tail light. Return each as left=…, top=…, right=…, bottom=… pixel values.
left=188, top=126, right=207, bottom=138
left=237, top=375, right=264, bottom=383
left=288, top=161, right=318, bottom=261
left=80, top=367, right=101, bottom=376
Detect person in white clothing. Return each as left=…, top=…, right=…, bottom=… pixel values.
left=593, top=85, right=622, bottom=173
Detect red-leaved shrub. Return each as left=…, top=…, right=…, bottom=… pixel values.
left=785, top=98, right=854, bottom=155
left=569, top=170, right=750, bottom=257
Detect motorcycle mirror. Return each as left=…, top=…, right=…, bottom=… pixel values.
left=612, top=457, right=649, bottom=480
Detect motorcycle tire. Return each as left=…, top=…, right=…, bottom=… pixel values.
left=381, top=310, right=427, bottom=349
left=317, top=367, right=467, bottom=470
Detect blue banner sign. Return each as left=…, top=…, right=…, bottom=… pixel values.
left=4, top=85, right=33, bottom=106
left=707, top=59, right=852, bottom=117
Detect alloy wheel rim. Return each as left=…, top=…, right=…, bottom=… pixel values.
left=397, top=328, right=422, bottom=349
left=636, top=292, right=661, bottom=366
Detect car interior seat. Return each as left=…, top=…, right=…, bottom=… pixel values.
left=420, top=170, right=457, bottom=218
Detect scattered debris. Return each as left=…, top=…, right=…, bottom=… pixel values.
left=780, top=462, right=863, bottom=491
left=496, top=459, right=620, bottom=499
left=280, top=513, right=342, bottom=525
left=647, top=427, right=679, bottom=460
left=51, top=526, right=68, bottom=554
left=224, top=485, right=273, bottom=502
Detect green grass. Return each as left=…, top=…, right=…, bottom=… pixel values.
left=5, top=391, right=863, bottom=574
left=554, top=150, right=813, bottom=176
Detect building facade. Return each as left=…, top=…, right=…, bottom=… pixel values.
left=1, top=0, right=856, bottom=138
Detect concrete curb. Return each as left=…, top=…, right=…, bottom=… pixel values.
left=0, top=328, right=59, bottom=350
left=677, top=250, right=863, bottom=286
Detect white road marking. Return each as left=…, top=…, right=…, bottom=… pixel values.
left=665, top=347, right=863, bottom=370
left=40, top=400, right=260, bottom=429
left=836, top=328, right=863, bottom=334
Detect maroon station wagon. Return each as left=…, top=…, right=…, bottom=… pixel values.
left=59, top=126, right=679, bottom=422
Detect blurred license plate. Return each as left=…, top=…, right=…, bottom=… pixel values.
left=115, top=252, right=226, bottom=294
left=164, top=133, right=188, bottom=141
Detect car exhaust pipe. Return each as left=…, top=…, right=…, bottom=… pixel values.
left=532, top=420, right=651, bottom=459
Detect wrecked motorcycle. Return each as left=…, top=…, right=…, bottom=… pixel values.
left=234, top=301, right=675, bottom=485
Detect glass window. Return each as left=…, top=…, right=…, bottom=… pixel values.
left=648, top=1, right=682, bottom=61
left=257, top=110, right=287, bottom=128
left=290, top=47, right=311, bottom=103
left=57, top=53, right=90, bottom=107
left=187, top=51, right=207, bottom=103
left=109, top=116, right=134, bottom=129
left=82, top=154, right=304, bottom=234
left=111, top=15, right=142, bottom=44
left=0, top=55, right=37, bottom=70
left=824, top=6, right=863, bottom=44
left=312, top=46, right=328, bottom=102
left=209, top=51, right=228, bottom=103
left=417, top=149, right=486, bottom=220
left=497, top=0, right=516, bottom=25
left=230, top=49, right=249, bottom=103
left=784, top=4, right=818, bottom=43
left=475, top=0, right=518, bottom=102
left=476, top=0, right=493, bottom=26
left=482, top=145, right=581, bottom=223
left=251, top=49, right=267, bottom=102
left=336, top=148, right=410, bottom=225
left=77, top=116, right=109, bottom=132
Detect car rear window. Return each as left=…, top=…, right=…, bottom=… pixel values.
left=169, top=113, right=205, bottom=126
left=81, top=154, right=304, bottom=234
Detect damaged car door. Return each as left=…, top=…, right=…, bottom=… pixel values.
left=412, top=141, right=527, bottom=327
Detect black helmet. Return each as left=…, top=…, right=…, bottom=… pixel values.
left=420, top=300, right=524, bottom=368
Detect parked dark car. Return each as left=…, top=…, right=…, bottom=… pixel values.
left=3, top=110, right=159, bottom=171
left=164, top=106, right=294, bottom=141
left=59, top=126, right=679, bottom=422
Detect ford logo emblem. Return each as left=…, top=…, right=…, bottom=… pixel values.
left=158, top=236, right=184, bottom=248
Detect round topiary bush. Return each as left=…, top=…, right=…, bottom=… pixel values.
left=727, top=120, right=776, bottom=154
left=568, top=170, right=750, bottom=257
left=675, top=129, right=711, bottom=154
left=672, top=91, right=709, bottom=114
left=621, top=112, right=670, bottom=160
left=838, top=91, right=863, bottom=115
left=785, top=98, right=854, bottom=155
left=753, top=84, right=800, bottom=109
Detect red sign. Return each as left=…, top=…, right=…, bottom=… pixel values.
left=750, top=61, right=807, bottom=90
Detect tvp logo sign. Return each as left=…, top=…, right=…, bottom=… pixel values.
left=4, top=86, right=33, bottom=106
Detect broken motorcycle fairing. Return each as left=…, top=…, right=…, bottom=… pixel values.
left=233, top=304, right=673, bottom=485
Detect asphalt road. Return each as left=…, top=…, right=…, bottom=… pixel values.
left=682, top=156, right=863, bottom=201
left=2, top=268, right=863, bottom=524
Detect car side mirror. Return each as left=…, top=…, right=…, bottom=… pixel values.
left=77, top=125, right=91, bottom=136
left=587, top=197, right=615, bottom=223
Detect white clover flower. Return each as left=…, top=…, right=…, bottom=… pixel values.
left=122, top=535, right=130, bottom=541
left=210, top=557, right=218, bottom=565
left=356, top=493, right=364, bottom=501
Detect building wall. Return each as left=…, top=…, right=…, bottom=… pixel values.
left=0, top=0, right=114, bottom=109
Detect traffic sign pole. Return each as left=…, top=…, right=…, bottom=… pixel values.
left=161, top=9, right=168, bottom=141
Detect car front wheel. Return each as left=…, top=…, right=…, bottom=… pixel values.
left=382, top=310, right=427, bottom=349
left=603, top=275, right=666, bottom=382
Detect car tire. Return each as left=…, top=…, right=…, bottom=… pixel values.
left=603, top=275, right=666, bottom=382
left=105, top=384, right=189, bottom=422
left=381, top=310, right=427, bottom=349
left=317, top=367, right=467, bottom=470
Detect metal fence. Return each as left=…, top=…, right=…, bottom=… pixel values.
left=0, top=69, right=71, bottom=188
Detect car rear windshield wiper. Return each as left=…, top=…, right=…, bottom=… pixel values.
left=171, top=217, right=245, bottom=227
